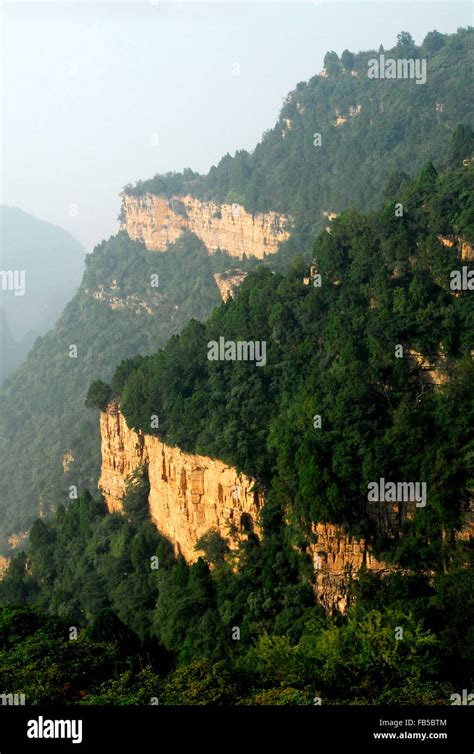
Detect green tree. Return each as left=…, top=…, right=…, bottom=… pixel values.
left=85, top=380, right=112, bottom=411
left=341, top=49, right=355, bottom=70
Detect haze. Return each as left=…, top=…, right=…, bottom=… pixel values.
left=1, top=1, right=472, bottom=251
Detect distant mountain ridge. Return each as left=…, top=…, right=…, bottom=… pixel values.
left=0, top=206, right=84, bottom=382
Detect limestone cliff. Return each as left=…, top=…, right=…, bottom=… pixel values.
left=0, top=555, right=10, bottom=580
left=98, top=404, right=392, bottom=611
left=438, top=234, right=474, bottom=261
left=99, top=404, right=263, bottom=561
left=121, top=193, right=291, bottom=258
left=98, top=404, right=472, bottom=612
left=311, top=523, right=388, bottom=613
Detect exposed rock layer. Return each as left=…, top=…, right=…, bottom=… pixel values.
left=99, top=406, right=472, bottom=612
left=213, top=270, right=247, bottom=301
left=311, top=523, right=387, bottom=613
left=438, top=235, right=474, bottom=261
left=0, top=556, right=10, bottom=580
left=121, top=193, right=290, bottom=258
left=99, top=405, right=262, bottom=561
left=98, top=405, right=390, bottom=610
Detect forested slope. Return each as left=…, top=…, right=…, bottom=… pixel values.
left=1, top=158, right=472, bottom=706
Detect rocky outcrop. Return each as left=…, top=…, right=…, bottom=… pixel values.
left=98, top=405, right=472, bottom=612
left=98, top=406, right=392, bottom=611
left=62, top=450, right=74, bottom=473
left=438, top=235, right=474, bottom=261
left=99, top=404, right=262, bottom=561
left=7, top=531, right=29, bottom=550
left=0, top=556, right=10, bottom=580
left=311, top=523, right=388, bottom=613
left=84, top=278, right=161, bottom=315
left=213, top=270, right=247, bottom=301
left=333, top=105, right=361, bottom=127
left=457, top=499, right=474, bottom=542
left=121, top=193, right=291, bottom=259
left=310, top=497, right=421, bottom=612
left=407, top=348, right=448, bottom=388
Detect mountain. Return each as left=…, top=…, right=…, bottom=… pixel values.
left=1, top=157, right=472, bottom=705
left=123, top=29, right=474, bottom=264
left=112, top=158, right=474, bottom=569
left=0, top=206, right=84, bottom=382
left=0, top=27, right=472, bottom=553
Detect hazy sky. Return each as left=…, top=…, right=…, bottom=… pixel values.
left=1, top=1, right=472, bottom=251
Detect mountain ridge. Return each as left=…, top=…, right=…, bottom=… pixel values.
left=0, top=27, right=472, bottom=553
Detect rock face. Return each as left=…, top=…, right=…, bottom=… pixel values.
left=407, top=348, right=448, bottom=388
left=438, top=235, right=474, bottom=261
left=99, top=404, right=263, bottom=561
left=62, top=450, right=74, bottom=473
left=0, top=556, right=9, bottom=581
left=213, top=270, right=247, bottom=301
left=7, top=531, right=29, bottom=550
left=98, top=405, right=472, bottom=612
left=311, top=523, right=388, bottom=613
left=98, top=405, right=391, bottom=610
left=121, top=193, right=291, bottom=259
left=457, top=500, right=474, bottom=542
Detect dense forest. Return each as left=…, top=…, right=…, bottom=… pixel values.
left=1, top=152, right=472, bottom=705
left=0, top=484, right=470, bottom=705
